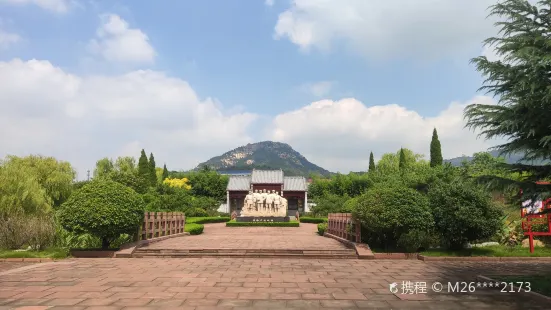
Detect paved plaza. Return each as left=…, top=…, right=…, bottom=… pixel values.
left=1, top=224, right=550, bottom=309
left=141, top=223, right=348, bottom=250
left=1, top=258, right=551, bottom=309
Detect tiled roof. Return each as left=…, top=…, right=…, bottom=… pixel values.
left=251, top=169, right=284, bottom=184
left=227, top=175, right=251, bottom=190
left=283, top=176, right=308, bottom=191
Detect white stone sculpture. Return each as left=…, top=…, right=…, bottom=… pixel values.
left=240, top=189, right=287, bottom=217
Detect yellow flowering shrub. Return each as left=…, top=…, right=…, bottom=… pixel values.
left=163, top=177, right=192, bottom=190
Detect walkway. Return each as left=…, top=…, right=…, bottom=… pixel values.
left=141, top=223, right=348, bottom=251
left=1, top=259, right=550, bottom=309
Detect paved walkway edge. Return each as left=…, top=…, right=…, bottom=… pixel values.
left=477, top=275, right=551, bottom=304
left=0, top=260, right=75, bottom=276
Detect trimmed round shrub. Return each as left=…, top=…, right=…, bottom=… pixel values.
left=428, top=180, right=503, bottom=250
left=317, top=223, right=328, bottom=235
left=57, top=180, right=145, bottom=249
left=185, top=223, right=204, bottom=235
left=353, top=183, right=434, bottom=251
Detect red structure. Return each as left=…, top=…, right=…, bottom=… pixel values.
left=520, top=182, right=551, bottom=253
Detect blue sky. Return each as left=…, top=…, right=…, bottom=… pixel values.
left=0, top=0, right=504, bottom=178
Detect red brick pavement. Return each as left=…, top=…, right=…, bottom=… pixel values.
left=1, top=258, right=551, bottom=309
left=0, top=263, right=36, bottom=274
left=141, top=223, right=348, bottom=250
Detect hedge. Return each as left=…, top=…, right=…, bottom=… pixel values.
left=185, top=223, right=204, bottom=235
left=226, top=220, right=300, bottom=227
left=300, top=217, right=327, bottom=224
left=186, top=217, right=231, bottom=224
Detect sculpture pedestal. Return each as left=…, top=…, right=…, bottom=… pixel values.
left=236, top=216, right=290, bottom=223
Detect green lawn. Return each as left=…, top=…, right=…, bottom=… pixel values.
left=0, top=248, right=69, bottom=259
left=421, top=245, right=551, bottom=257
left=491, top=275, right=551, bottom=297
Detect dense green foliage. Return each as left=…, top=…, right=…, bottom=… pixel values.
left=226, top=220, right=300, bottom=227
left=430, top=128, right=443, bottom=167
left=354, top=183, right=434, bottom=252
left=185, top=223, right=204, bottom=235
left=465, top=0, right=551, bottom=206
left=399, top=148, right=406, bottom=170
left=57, top=180, right=145, bottom=249
left=428, top=180, right=503, bottom=249
left=299, top=217, right=327, bottom=224
left=317, top=223, right=327, bottom=235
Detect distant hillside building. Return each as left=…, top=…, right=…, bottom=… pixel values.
left=224, top=169, right=309, bottom=216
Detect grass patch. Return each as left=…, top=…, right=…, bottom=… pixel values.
left=491, top=275, right=551, bottom=297
left=299, top=217, right=327, bottom=224
left=226, top=220, right=300, bottom=227
left=186, top=217, right=230, bottom=224
left=421, top=245, right=551, bottom=257
left=0, top=248, right=69, bottom=259
left=185, top=223, right=204, bottom=235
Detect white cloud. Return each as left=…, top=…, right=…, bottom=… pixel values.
left=0, top=29, right=20, bottom=49
left=267, top=97, right=500, bottom=173
left=0, top=59, right=258, bottom=179
left=0, top=0, right=70, bottom=13
left=88, top=14, right=156, bottom=64
left=274, top=0, right=497, bottom=59
left=301, top=81, right=335, bottom=97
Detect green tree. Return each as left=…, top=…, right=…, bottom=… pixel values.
left=2, top=155, right=75, bottom=208
left=58, top=180, right=145, bottom=249
left=428, top=180, right=503, bottom=249
left=464, top=0, right=551, bottom=205
left=0, top=162, right=50, bottom=218
left=114, top=156, right=136, bottom=174
left=399, top=148, right=406, bottom=170
left=94, top=158, right=114, bottom=179
left=430, top=128, right=443, bottom=167
left=137, top=149, right=149, bottom=181
left=148, top=153, right=157, bottom=185
left=368, top=152, right=375, bottom=172
left=162, top=164, right=169, bottom=181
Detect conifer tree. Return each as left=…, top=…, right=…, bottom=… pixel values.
left=162, top=164, right=169, bottom=181
left=430, top=128, right=443, bottom=167
left=399, top=148, right=406, bottom=170
left=148, top=153, right=157, bottom=185
left=137, top=149, right=149, bottom=180
left=464, top=0, right=551, bottom=206
left=368, top=152, right=375, bottom=172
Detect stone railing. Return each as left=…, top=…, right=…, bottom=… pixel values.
left=141, top=212, right=186, bottom=240
left=327, top=213, right=361, bottom=243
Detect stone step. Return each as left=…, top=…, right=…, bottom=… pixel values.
left=132, top=253, right=358, bottom=259
left=135, top=248, right=356, bottom=254
left=132, top=248, right=357, bottom=259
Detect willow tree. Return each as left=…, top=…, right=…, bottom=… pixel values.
left=465, top=0, right=551, bottom=207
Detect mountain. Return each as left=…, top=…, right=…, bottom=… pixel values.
left=196, top=141, right=332, bottom=177
left=445, top=150, right=549, bottom=166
